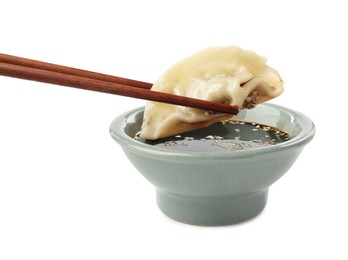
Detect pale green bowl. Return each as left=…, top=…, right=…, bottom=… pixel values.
left=110, top=103, right=315, bottom=226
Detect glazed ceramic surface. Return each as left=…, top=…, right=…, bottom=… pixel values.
left=110, top=103, right=315, bottom=226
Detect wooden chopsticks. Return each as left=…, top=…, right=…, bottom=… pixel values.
left=0, top=53, right=239, bottom=115
left=0, top=53, right=153, bottom=90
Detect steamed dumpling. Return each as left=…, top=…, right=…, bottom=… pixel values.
left=140, top=46, right=284, bottom=140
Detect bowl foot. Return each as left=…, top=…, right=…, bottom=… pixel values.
left=156, top=189, right=268, bottom=226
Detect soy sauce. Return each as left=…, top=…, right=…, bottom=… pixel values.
left=134, top=120, right=291, bottom=152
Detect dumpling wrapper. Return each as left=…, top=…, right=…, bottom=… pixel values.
left=140, top=46, right=284, bottom=140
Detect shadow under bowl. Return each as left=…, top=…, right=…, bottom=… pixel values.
left=110, top=103, right=315, bottom=226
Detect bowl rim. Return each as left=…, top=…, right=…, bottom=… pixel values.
left=109, top=103, right=315, bottom=159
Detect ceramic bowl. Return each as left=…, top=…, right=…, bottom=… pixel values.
left=109, top=103, right=315, bottom=226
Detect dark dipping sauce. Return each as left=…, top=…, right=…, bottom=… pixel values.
left=134, top=119, right=291, bottom=152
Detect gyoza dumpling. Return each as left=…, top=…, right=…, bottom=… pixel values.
left=140, top=46, right=284, bottom=140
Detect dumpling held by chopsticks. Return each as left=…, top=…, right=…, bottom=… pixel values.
left=140, top=46, right=284, bottom=140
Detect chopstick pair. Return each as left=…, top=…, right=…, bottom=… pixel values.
left=0, top=53, right=239, bottom=115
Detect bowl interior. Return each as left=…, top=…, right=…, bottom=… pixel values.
left=110, top=103, right=315, bottom=157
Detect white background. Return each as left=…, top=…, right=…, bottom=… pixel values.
left=1, top=0, right=347, bottom=259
